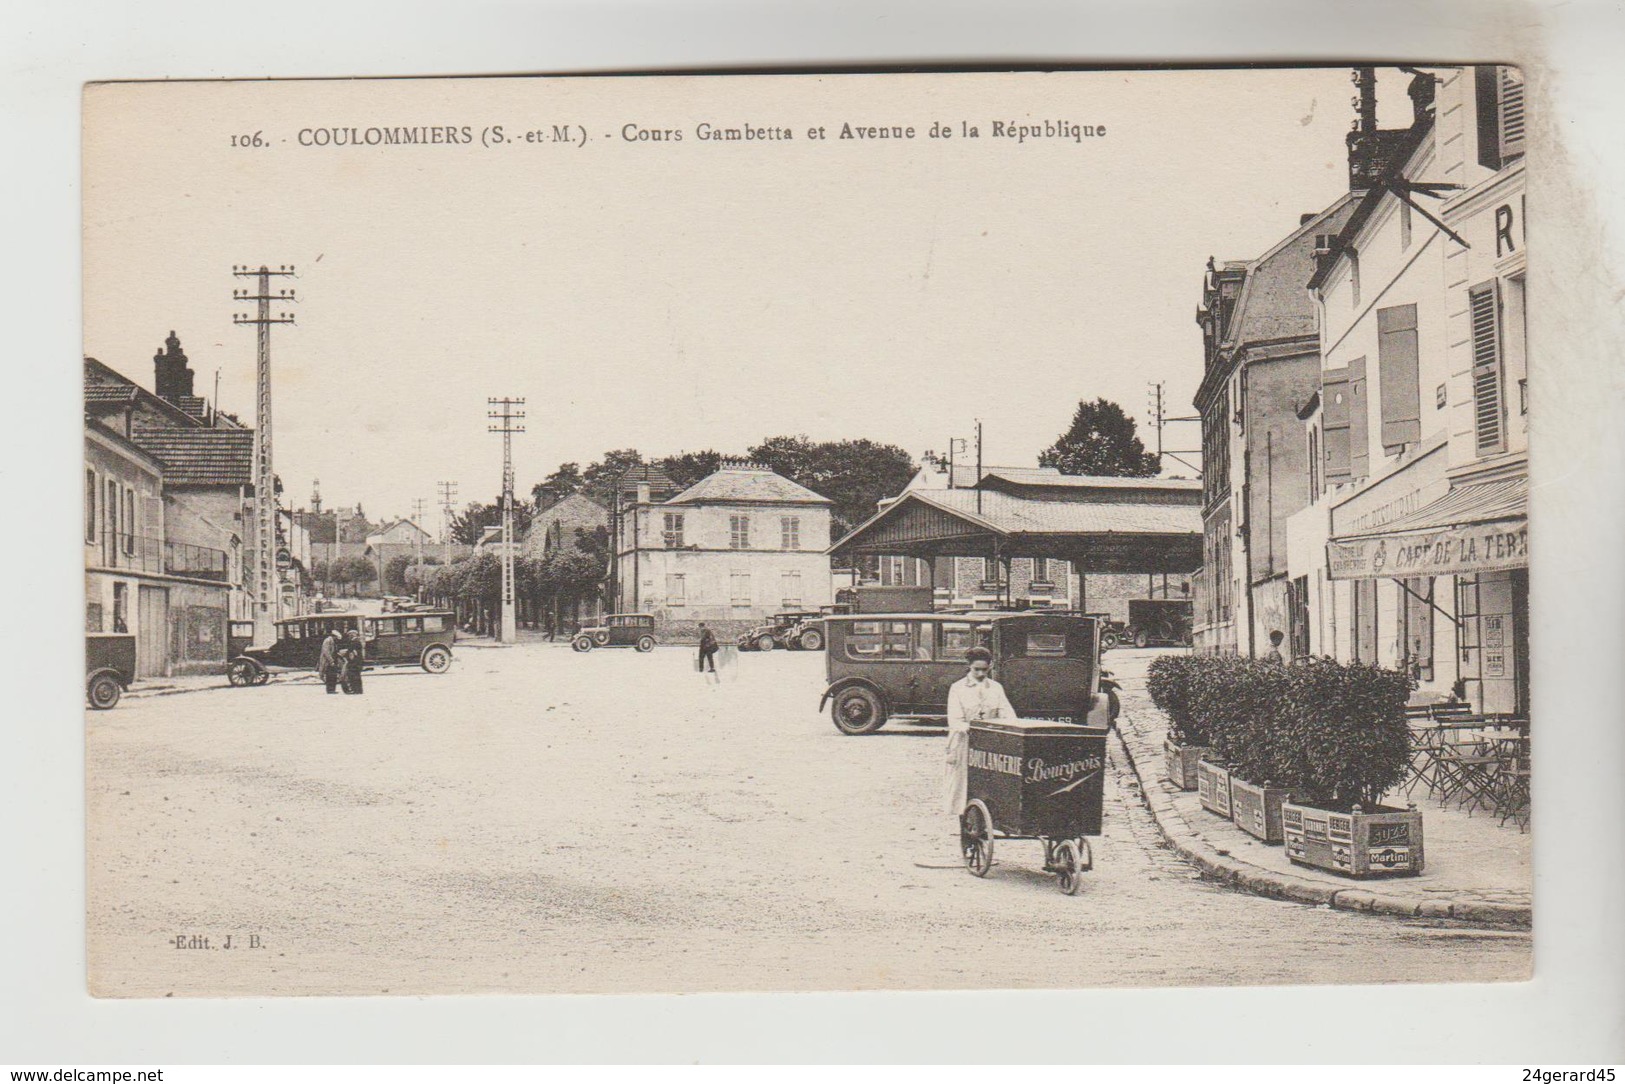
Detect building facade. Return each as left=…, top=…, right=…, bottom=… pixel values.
left=613, top=462, right=834, bottom=633
left=1284, top=67, right=1528, bottom=715
left=85, top=422, right=234, bottom=677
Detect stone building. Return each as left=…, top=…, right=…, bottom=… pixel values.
left=612, top=462, right=834, bottom=635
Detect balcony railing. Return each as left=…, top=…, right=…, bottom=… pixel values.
left=91, top=531, right=230, bottom=582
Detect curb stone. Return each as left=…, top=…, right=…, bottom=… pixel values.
left=1109, top=712, right=1531, bottom=929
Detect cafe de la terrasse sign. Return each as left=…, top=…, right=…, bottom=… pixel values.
left=1326, top=519, right=1527, bottom=581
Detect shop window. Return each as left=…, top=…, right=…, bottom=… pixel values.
left=1399, top=577, right=1435, bottom=682
left=111, top=582, right=128, bottom=634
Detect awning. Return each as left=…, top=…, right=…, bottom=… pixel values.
left=1326, top=477, right=1527, bottom=580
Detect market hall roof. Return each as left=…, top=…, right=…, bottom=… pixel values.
left=666, top=465, right=832, bottom=506
left=829, top=474, right=1202, bottom=574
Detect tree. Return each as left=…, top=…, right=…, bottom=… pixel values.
left=383, top=553, right=415, bottom=594
left=343, top=554, right=378, bottom=596
left=657, top=449, right=723, bottom=490
left=747, top=435, right=918, bottom=542
left=531, top=462, right=584, bottom=510
left=448, top=498, right=534, bottom=546
left=1038, top=397, right=1160, bottom=477
left=580, top=449, right=646, bottom=509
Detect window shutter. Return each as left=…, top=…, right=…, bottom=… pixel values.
left=1321, top=368, right=1351, bottom=483
left=1377, top=304, right=1422, bottom=451
left=1497, top=67, right=1526, bottom=161
left=1469, top=280, right=1506, bottom=454
left=1347, top=357, right=1370, bottom=481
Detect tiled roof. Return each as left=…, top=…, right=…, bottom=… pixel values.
left=129, top=429, right=255, bottom=486
left=666, top=467, right=832, bottom=506
left=85, top=384, right=139, bottom=406
left=912, top=488, right=1201, bottom=535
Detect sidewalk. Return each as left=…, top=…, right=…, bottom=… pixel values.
left=1112, top=684, right=1532, bottom=928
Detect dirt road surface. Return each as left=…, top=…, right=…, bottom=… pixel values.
left=86, top=644, right=1530, bottom=996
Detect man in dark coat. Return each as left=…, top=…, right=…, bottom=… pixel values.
left=339, top=628, right=365, bottom=695
left=317, top=629, right=342, bottom=693
left=697, top=623, right=719, bottom=681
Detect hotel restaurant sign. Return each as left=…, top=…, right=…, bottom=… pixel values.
left=1327, top=519, right=1527, bottom=581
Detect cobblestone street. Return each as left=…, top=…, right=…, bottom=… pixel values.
left=87, top=644, right=1530, bottom=996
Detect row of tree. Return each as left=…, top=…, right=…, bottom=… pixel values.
left=408, top=549, right=604, bottom=636
left=443, top=402, right=1162, bottom=548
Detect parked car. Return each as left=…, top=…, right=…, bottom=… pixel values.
left=226, top=610, right=457, bottom=685
left=738, top=611, right=826, bottom=652
left=833, top=584, right=936, bottom=614
left=818, top=612, right=1116, bottom=735
left=86, top=632, right=136, bottom=710
left=572, top=613, right=657, bottom=653
left=1124, top=598, right=1194, bottom=647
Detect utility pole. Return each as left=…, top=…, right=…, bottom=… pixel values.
left=487, top=398, right=525, bottom=643
left=410, top=496, right=428, bottom=598
left=232, top=263, right=297, bottom=643
left=437, top=481, right=459, bottom=544
left=975, top=419, right=983, bottom=515
left=1146, top=379, right=1205, bottom=477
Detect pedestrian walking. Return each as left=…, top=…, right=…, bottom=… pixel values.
left=917, top=645, right=1016, bottom=869
left=317, top=628, right=342, bottom=694
left=697, top=623, right=720, bottom=682
left=338, top=628, right=366, bottom=695
left=1265, top=629, right=1285, bottom=665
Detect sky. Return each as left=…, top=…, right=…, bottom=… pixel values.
left=83, top=67, right=1418, bottom=532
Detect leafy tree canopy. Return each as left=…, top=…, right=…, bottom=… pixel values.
left=1038, top=398, right=1160, bottom=477
left=448, top=497, right=535, bottom=546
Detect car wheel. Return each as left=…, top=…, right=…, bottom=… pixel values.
left=831, top=686, right=887, bottom=735
left=635, top=635, right=655, bottom=653
left=227, top=659, right=261, bottom=687
left=756, top=634, right=777, bottom=652
left=572, top=636, right=593, bottom=653
left=593, top=631, right=610, bottom=647
left=799, top=628, right=824, bottom=651
left=1099, top=630, right=1119, bottom=651
left=87, top=673, right=122, bottom=710
left=1133, top=628, right=1150, bottom=649
left=421, top=645, right=452, bottom=673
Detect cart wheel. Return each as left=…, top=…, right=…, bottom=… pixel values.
left=1055, top=840, right=1084, bottom=895
left=253, top=668, right=271, bottom=686
left=87, top=673, right=122, bottom=710
left=960, top=800, right=994, bottom=877
left=227, top=659, right=261, bottom=687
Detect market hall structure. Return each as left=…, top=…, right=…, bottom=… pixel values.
left=828, top=469, right=1203, bottom=611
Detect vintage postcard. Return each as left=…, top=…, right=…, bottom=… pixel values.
left=82, top=67, right=1533, bottom=997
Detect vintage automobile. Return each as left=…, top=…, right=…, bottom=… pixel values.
left=571, top=613, right=657, bottom=653
left=86, top=632, right=137, bottom=710
left=226, top=610, right=457, bottom=685
left=1124, top=598, right=1194, bottom=648
left=737, top=611, right=826, bottom=652
left=818, top=612, right=1118, bottom=735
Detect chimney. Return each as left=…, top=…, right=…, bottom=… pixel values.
left=1407, top=69, right=1437, bottom=126
left=1300, top=213, right=1317, bottom=226
left=636, top=482, right=651, bottom=504
left=153, top=330, right=194, bottom=401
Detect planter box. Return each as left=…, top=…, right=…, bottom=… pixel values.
left=1282, top=802, right=1425, bottom=877
left=1196, top=759, right=1233, bottom=818
left=1164, top=737, right=1208, bottom=791
left=1230, top=776, right=1292, bottom=844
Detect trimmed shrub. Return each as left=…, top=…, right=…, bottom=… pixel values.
left=1193, top=656, right=1292, bottom=784
left=1147, top=655, right=1208, bottom=746
left=1275, top=656, right=1414, bottom=810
